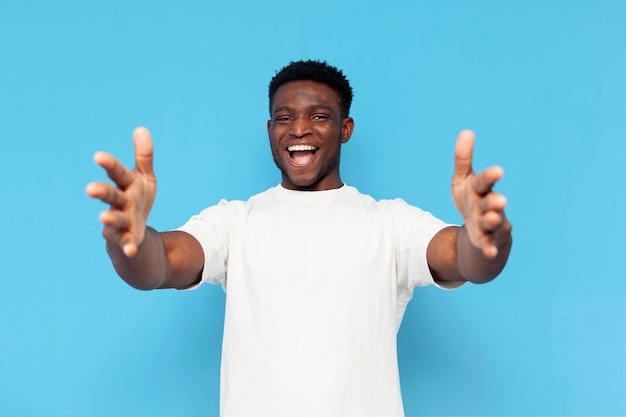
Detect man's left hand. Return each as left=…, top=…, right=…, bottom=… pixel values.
left=451, top=130, right=512, bottom=259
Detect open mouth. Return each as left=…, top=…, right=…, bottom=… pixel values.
left=287, top=144, right=318, bottom=166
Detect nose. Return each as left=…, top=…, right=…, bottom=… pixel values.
left=290, top=116, right=312, bottom=138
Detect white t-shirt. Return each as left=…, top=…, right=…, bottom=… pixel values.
left=178, top=185, right=462, bottom=417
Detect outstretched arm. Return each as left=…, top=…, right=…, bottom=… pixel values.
left=86, top=127, right=204, bottom=290
left=428, top=130, right=513, bottom=284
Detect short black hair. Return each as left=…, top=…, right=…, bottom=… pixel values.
left=268, top=60, right=353, bottom=117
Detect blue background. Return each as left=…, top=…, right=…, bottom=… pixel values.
left=1, top=1, right=625, bottom=416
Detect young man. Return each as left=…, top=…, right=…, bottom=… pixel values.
left=87, top=60, right=512, bottom=417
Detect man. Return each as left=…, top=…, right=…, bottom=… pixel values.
left=87, top=60, right=512, bottom=417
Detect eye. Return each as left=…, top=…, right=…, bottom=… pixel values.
left=275, top=115, right=292, bottom=123
left=311, top=114, right=329, bottom=121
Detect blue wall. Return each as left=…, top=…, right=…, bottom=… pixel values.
left=1, top=1, right=625, bottom=416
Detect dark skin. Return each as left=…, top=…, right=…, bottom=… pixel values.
left=86, top=80, right=511, bottom=289
left=431, top=132, right=513, bottom=283
left=268, top=80, right=354, bottom=191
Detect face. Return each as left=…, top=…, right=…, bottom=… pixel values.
left=267, top=80, right=354, bottom=191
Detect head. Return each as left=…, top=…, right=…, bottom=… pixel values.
left=269, top=60, right=353, bottom=118
left=267, top=60, right=355, bottom=191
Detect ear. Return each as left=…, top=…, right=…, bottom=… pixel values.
left=341, top=117, right=354, bottom=144
left=267, top=119, right=272, bottom=136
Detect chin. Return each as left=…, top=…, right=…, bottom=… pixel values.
left=274, top=163, right=314, bottom=189
left=284, top=176, right=320, bottom=190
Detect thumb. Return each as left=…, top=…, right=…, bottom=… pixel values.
left=133, top=127, right=154, bottom=175
left=453, top=130, right=475, bottom=182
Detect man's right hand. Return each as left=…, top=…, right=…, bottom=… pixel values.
left=86, top=127, right=157, bottom=258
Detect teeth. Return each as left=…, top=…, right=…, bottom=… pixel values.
left=287, top=144, right=317, bottom=152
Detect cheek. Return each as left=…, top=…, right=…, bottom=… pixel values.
left=269, top=137, right=285, bottom=162
left=269, top=135, right=281, bottom=150
left=268, top=130, right=278, bottom=147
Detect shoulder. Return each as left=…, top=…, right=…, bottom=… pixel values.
left=339, top=185, right=382, bottom=206
left=358, top=190, right=428, bottom=218
left=359, top=191, right=450, bottom=238
left=203, top=186, right=280, bottom=212
left=178, top=187, right=276, bottom=228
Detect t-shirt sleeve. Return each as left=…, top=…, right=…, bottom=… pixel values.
left=392, top=199, right=465, bottom=304
left=175, top=199, right=231, bottom=291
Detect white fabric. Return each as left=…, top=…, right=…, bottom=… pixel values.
left=177, top=185, right=462, bottom=417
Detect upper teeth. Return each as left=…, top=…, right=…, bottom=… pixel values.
left=288, top=144, right=317, bottom=152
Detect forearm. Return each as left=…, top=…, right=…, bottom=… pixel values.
left=456, top=225, right=512, bottom=284
left=106, top=226, right=170, bottom=290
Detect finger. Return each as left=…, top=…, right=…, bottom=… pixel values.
left=479, top=210, right=504, bottom=232
left=469, top=228, right=498, bottom=259
left=86, top=182, right=129, bottom=209
left=478, top=192, right=507, bottom=214
left=93, top=151, right=136, bottom=189
left=99, top=209, right=131, bottom=229
left=102, top=225, right=138, bottom=258
left=102, top=224, right=123, bottom=246
left=452, top=130, right=475, bottom=182
left=477, top=216, right=512, bottom=257
left=120, top=232, right=139, bottom=257
left=133, top=127, right=154, bottom=176
left=472, top=165, right=504, bottom=195
left=482, top=242, right=498, bottom=259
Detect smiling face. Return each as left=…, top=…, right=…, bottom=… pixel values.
left=267, top=80, right=354, bottom=191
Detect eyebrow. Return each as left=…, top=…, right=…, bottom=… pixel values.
left=272, top=104, right=334, bottom=116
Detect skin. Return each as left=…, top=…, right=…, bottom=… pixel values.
left=427, top=130, right=512, bottom=283
left=267, top=80, right=354, bottom=191
left=85, top=128, right=204, bottom=290
left=86, top=81, right=511, bottom=289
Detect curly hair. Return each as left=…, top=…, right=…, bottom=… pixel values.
left=268, top=60, right=353, bottom=118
